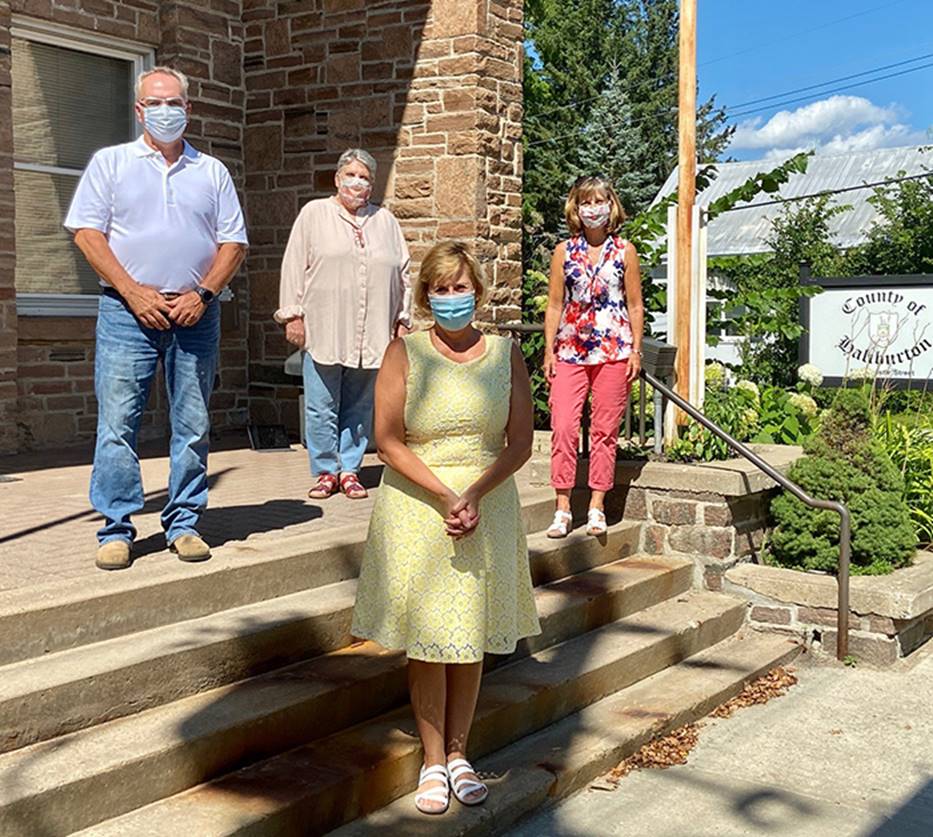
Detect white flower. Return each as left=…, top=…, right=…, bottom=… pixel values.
left=797, top=363, right=823, bottom=388
left=788, top=392, right=818, bottom=418
left=705, top=362, right=726, bottom=390
left=736, top=380, right=760, bottom=401
left=742, top=408, right=760, bottom=428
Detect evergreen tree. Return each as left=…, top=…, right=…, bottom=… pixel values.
left=523, top=0, right=733, bottom=273
left=576, top=66, right=656, bottom=215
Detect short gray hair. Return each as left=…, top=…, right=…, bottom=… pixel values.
left=337, top=148, right=377, bottom=178
left=136, top=66, right=190, bottom=100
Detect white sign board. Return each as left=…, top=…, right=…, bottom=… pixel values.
left=802, top=282, right=933, bottom=384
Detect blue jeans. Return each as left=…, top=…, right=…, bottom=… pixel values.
left=90, top=293, right=220, bottom=545
left=302, top=354, right=377, bottom=476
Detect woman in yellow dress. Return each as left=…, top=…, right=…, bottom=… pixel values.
left=351, top=240, right=541, bottom=815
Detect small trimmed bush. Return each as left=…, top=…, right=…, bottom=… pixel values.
left=768, top=389, right=916, bottom=575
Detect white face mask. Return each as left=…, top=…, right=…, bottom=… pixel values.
left=338, top=175, right=372, bottom=210
left=579, top=202, right=611, bottom=229
left=142, top=104, right=188, bottom=143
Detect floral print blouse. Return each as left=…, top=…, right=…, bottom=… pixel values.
left=554, top=234, right=633, bottom=365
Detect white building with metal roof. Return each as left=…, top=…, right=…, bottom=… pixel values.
left=650, top=145, right=932, bottom=364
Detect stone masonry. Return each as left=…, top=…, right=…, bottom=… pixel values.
left=4, top=0, right=249, bottom=451
left=0, top=0, right=524, bottom=452
left=0, top=1, right=16, bottom=454
left=622, top=484, right=773, bottom=591
left=243, top=0, right=523, bottom=433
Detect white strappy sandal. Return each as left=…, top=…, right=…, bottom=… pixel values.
left=586, top=508, right=607, bottom=536
left=546, top=509, right=573, bottom=539
left=447, top=757, right=489, bottom=806
left=415, top=763, right=450, bottom=815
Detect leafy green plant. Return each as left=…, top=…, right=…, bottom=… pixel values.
left=752, top=385, right=818, bottom=446
left=667, top=385, right=759, bottom=462
left=873, top=413, right=933, bottom=547
left=768, top=389, right=917, bottom=575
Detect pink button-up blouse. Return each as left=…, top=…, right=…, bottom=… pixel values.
left=275, top=197, right=412, bottom=369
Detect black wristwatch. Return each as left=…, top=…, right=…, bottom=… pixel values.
left=194, top=285, right=215, bottom=305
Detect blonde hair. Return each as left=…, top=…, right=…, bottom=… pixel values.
left=414, top=241, right=487, bottom=315
left=564, top=175, right=626, bottom=235
left=136, top=66, right=190, bottom=100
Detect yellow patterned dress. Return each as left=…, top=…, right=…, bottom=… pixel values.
left=351, top=330, right=541, bottom=663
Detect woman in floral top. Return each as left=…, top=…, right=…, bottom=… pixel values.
left=543, top=175, right=644, bottom=538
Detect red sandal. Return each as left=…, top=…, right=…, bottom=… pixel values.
left=340, top=472, right=368, bottom=500
left=308, top=473, right=339, bottom=500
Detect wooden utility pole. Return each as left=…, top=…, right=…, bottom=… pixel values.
left=675, top=0, right=697, bottom=419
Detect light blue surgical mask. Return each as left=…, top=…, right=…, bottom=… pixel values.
left=429, top=292, right=475, bottom=331
left=143, top=104, right=188, bottom=143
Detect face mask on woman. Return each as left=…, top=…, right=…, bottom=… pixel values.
left=143, top=104, right=188, bottom=143
left=429, top=291, right=475, bottom=331
left=579, top=201, right=611, bottom=229
left=338, top=175, right=372, bottom=210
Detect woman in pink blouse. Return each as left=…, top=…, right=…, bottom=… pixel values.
left=542, top=175, right=644, bottom=537
left=276, top=149, right=412, bottom=500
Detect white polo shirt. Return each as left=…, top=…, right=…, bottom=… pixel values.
left=65, top=136, right=248, bottom=293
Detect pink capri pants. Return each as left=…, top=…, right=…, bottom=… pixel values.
left=549, top=360, right=631, bottom=491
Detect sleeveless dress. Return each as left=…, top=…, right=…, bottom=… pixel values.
left=351, top=330, right=541, bottom=663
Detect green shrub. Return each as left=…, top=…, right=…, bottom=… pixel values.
left=768, top=389, right=916, bottom=575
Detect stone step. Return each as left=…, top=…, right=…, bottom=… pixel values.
left=0, top=520, right=644, bottom=754
left=0, top=551, right=690, bottom=837
left=332, top=632, right=802, bottom=836
left=0, top=486, right=568, bottom=666
left=68, top=591, right=747, bottom=837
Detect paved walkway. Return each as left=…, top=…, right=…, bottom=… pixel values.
left=508, top=649, right=933, bottom=837
left=0, top=438, right=386, bottom=592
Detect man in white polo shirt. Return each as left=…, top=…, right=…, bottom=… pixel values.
left=65, top=66, right=248, bottom=570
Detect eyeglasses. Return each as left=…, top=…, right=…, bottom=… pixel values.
left=138, top=97, right=188, bottom=108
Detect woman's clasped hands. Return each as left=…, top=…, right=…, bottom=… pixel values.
left=441, top=488, right=482, bottom=540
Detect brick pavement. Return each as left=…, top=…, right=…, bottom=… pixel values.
left=0, top=442, right=381, bottom=592
left=0, top=439, right=544, bottom=593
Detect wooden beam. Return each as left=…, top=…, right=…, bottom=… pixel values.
left=676, top=0, right=697, bottom=420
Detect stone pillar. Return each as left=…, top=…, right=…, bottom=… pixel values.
left=0, top=1, right=17, bottom=454
left=242, top=0, right=524, bottom=431
left=394, top=0, right=523, bottom=323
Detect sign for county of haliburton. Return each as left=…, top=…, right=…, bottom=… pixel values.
left=799, top=274, right=933, bottom=388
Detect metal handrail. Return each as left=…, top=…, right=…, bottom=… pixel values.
left=641, top=370, right=851, bottom=661
left=493, top=322, right=852, bottom=660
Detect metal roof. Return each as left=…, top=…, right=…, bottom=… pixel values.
left=653, top=145, right=933, bottom=257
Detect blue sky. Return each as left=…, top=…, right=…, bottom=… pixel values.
left=698, top=0, right=932, bottom=160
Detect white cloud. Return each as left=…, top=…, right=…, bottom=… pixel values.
left=730, top=95, right=927, bottom=158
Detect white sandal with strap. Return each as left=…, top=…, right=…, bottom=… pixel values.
left=586, top=508, right=607, bottom=536
left=546, top=509, right=573, bottom=539
left=415, top=763, right=450, bottom=815
left=447, top=757, right=489, bottom=806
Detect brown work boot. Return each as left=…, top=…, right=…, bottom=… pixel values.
left=96, top=540, right=131, bottom=571
left=170, top=534, right=211, bottom=562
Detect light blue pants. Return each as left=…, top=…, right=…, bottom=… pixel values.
left=90, top=293, right=219, bottom=546
left=302, top=354, right=377, bottom=476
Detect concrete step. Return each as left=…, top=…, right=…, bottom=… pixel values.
left=0, top=487, right=566, bottom=667
left=0, top=520, right=644, bottom=754
left=0, top=552, right=690, bottom=837
left=332, top=632, right=802, bottom=836
left=68, top=591, right=747, bottom=837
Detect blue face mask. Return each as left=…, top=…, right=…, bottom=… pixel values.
left=143, top=104, right=188, bottom=143
left=429, top=292, right=475, bottom=331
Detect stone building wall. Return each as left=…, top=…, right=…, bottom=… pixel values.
left=243, top=0, right=523, bottom=434
left=3, top=0, right=249, bottom=452
left=0, top=1, right=16, bottom=454
left=1, top=0, right=524, bottom=454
